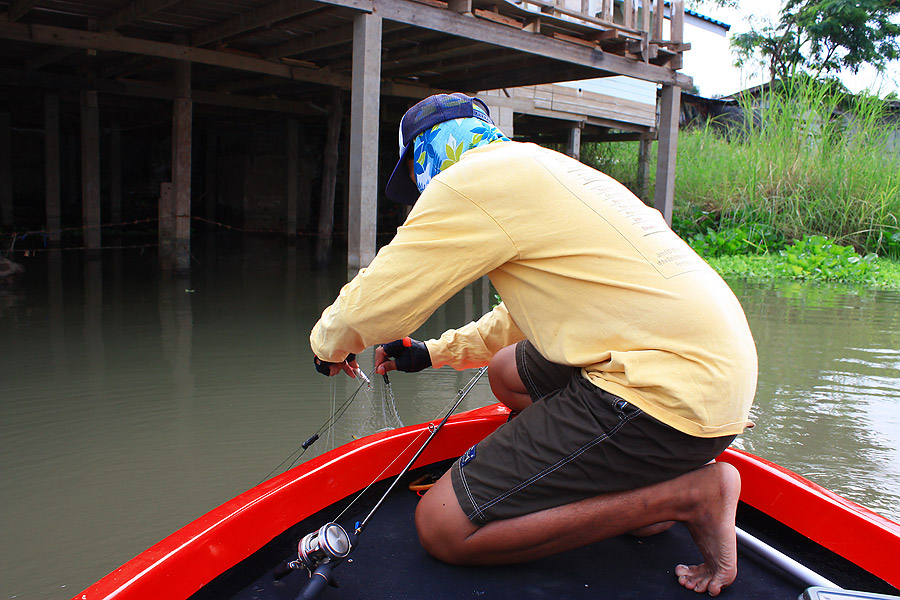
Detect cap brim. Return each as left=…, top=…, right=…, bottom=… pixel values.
left=385, top=145, right=420, bottom=206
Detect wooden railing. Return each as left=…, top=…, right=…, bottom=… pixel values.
left=470, top=0, right=687, bottom=66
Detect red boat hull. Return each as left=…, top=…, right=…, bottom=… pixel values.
left=74, top=404, right=900, bottom=599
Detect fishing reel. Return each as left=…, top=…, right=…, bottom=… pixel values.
left=296, top=522, right=353, bottom=571
left=275, top=522, right=354, bottom=580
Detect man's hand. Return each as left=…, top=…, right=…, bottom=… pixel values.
left=375, top=338, right=432, bottom=374
left=313, top=353, right=358, bottom=377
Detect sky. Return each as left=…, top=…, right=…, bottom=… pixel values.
left=679, top=0, right=900, bottom=98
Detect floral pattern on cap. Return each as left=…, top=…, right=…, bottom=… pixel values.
left=411, top=117, right=509, bottom=194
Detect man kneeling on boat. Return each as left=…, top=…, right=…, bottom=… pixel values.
left=310, top=93, right=758, bottom=597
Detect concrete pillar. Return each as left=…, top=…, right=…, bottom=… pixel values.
left=81, top=91, right=101, bottom=256
left=654, top=85, right=680, bottom=224
left=1, top=111, right=13, bottom=229
left=568, top=124, right=582, bottom=161
left=172, top=53, right=192, bottom=272
left=44, top=95, right=61, bottom=245
left=347, top=12, right=382, bottom=274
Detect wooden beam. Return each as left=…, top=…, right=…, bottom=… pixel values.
left=373, top=0, right=690, bottom=86
left=265, top=21, right=355, bottom=59
left=25, top=46, right=73, bottom=71
left=100, top=0, right=182, bottom=31
left=8, top=0, right=40, bottom=21
left=0, top=20, right=352, bottom=87
left=347, top=11, right=381, bottom=273
left=191, top=0, right=326, bottom=48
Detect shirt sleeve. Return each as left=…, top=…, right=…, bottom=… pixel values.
left=309, top=180, right=518, bottom=362
left=425, top=301, right=525, bottom=369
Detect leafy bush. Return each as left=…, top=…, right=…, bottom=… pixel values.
left=688, top=224, right=785, bottom=258
left=774, top=235, right=878, bottom=282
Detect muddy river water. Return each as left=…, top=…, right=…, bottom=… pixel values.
left=2, top=236, right=898, bottom=599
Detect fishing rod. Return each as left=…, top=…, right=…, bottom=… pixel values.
left=274, top=366, right=488, bottom=600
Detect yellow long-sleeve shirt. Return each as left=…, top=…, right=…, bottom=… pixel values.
left=310, top=142, right=757, bottom=437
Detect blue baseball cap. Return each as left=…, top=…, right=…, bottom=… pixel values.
left=385, top=93, right=493, bottom=205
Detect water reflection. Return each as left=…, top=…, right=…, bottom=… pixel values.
left=730, top=280, right=900, bottom=521
left=0, top=242, right=897, bottom=600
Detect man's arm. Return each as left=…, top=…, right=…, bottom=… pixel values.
left=310, top=183, right=518, bottom=362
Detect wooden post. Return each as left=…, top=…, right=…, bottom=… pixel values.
left=600, top=0, right=612, bottom=21
left=623, top=0, right=635, bottom=29
left=448, top=0, right=472, bottom=14
left=347, top=12, right=382, bottom=274
left=81, top=90, right=102, bottom=256
left=654, top=85, right=680, bottom=224
left=204, top=129, right=217, bottom=224
left=637, top=136, right=651, bottom=203
left=670, top=0, right=684, bottom=69
left=316, top=88, right=342, bottom=270
left=568, top=124, right=582, bottom=161
left=285, top=118, right=298, bottom=239
left=159, top=182, right=174, bottom=269
left=172, top=47, right=192, bottom=272
left=653, top=0, right=664, bottom=41
left=1, top=111, right=12, bottom=229
left=45, top=95, right=61, bottom=245
left=109, top=120, right=122, bottom=228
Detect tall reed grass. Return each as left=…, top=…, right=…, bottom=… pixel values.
left=587, top=79, right=900, bottom=258
left=678, top=79, right=900, bottom=256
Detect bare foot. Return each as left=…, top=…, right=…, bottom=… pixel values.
left=675, top=462, right=741, bottom=596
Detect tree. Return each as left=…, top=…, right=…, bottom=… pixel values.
left=728, top=0, right=900, bottom=82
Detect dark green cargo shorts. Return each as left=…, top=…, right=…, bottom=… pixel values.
left=450, top=340, right=735, bottom=525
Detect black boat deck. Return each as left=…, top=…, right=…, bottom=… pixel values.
left=195, top=465, right=899, bottom=600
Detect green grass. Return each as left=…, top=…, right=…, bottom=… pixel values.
left=583, top=79, right=900, bottom=262
left=674, top=79, right=900, bottom=259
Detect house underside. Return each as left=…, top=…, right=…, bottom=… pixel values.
left=0, top=0, right=690, bottom=271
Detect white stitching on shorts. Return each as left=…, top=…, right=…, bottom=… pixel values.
left=518, top=342, right=542, bottom=400
left=472, top=406, right=644, bottom=517
left=457, top=458, right=483, bottom=522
